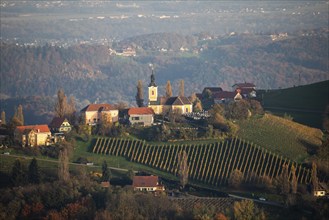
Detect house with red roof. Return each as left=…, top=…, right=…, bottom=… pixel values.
left=128, top=107, right=155, bottom=126
left=132, top=175, right=165, bottom=192
left=80, top=103, right=119, bottom=125
left=15, top=125, right=51, bottom=147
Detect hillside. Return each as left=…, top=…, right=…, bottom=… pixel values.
left=261, top=80, right=329, bottom=128
left=236, top=113, right=323, bottom=162
left=0, top=30, right=328, bottom=109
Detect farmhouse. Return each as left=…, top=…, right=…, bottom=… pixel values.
left=132, top=175, right=165, bottom=192
left=49, top=117, right=72, bottom=134
left=15, top=124, right=51, bottom=147
left=80, top=103, right=119, bottom=125
left=128, top=107, right=155, bottom=126
left=148, top=72, right=192, bottom=114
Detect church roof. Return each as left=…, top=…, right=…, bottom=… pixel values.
left=164, top=96, right=192, bottom=105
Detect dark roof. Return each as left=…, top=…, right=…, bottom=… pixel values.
left=202, top=87, right=223, bottom=93
left=148, top=72, right=157, bottom=87
left=237, top=88, right=256, bottom=94
left=232, top=83, right=256, bottom=88
left=133, top=176, right=159, bottom=188
left=49, top=117, right=68, bottom=128
left=213, top=91, right=237, bottom=99
left=164, top=96, right=192, bottom=105
left=81, top=104, right=116, bottom=112
left=128, top=107, right=155, bottom=115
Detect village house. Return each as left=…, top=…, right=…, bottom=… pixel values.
left=132, top=175, right=165, bottom=192
left=15, top=124, right=51, bottom=147
left=232, top=82, right=256, bottom=98
left=147, top=72, right=193, bottom=115
left=128, top=107, right=155, bottom=126
left=213, top=90, right=243, bottom=104
left=49, top=117, right=72, bottom=134
left=80, top=104, right=119, bottom=125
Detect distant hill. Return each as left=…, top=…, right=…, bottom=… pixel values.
left=260, top=80, right=329, bottom=129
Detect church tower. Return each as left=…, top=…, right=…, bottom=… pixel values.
left=148, top=68, right=158, bottom=103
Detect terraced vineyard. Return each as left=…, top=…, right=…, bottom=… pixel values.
left=92, top=137, right=314, bottom=186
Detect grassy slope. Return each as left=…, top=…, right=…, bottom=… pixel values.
left=236, top=113, right=323, bottom=162
left=261, top=80, right=329, bottom=128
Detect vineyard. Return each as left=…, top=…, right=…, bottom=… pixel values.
left=91, top=137, right=315, bottom=186
left=170, top=197, right=235, bottom=212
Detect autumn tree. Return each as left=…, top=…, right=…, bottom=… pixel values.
left=277, top=163, right=290, bottom=195
left=233, top=200, right=266, bottom=220
left=177, top=150, right=189, bottom=189
left=290, top=164, right=297, bottom=194
left=190, top=93, right=203, bottom=112
left=99, top=112, right=112, bottom=136
left=179, top=79, right=184, bottom=97
left=136, top=80, right=144, bottom=107
left=67, top=95, right=77, bottom=125
left=311, top=162, right=319, bottom=193
left=165, top=80, right=173, bottom=98
left=228, top=169, right=244, bottom=188
left=55, top=89, right=67, bottom=118
left=15, top=104, right=24, bottom=125
left=1, top=110, right=6, bottom=125
left=28, top=158, right=41, bottom=184
left=101, top=160, right=111, bottom=182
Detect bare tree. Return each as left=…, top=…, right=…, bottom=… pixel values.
left=178, top=150, right=189, bottom=189
left=1, top=111, right=6, bottom=125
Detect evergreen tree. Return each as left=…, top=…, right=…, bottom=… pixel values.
left=11, top=159, right=27, bottom=186
left=55, top=89, right=67, bottom=118
left=1, top=110, right=6, bottom=125
left=28, top=158, right=41, bottom=184
left=136, top=80, right=144, bottom=107
left=178, top=150, right=189, bottom=189
left=165, top=80, right=173, bottom=98
left=58, top=147, right=70, bottom=182
left=179, top=79, right=185, bottom=97
left=102, top=160, right=111, bottom=182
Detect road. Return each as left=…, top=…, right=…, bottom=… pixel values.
left=228, top=193, right=285, bottom=207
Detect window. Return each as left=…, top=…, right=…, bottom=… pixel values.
left=132, top=117, right=140, bottom=120
left=152, top=91, right=154, bottom=95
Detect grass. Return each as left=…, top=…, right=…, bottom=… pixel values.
left=236, top=113, right=323, bottom=162
left=261, top=80, right=329, bottom=129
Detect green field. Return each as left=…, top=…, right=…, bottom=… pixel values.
left=236, top=113, right=323, bottom=162
left=261, top=80, right=329, bottom=128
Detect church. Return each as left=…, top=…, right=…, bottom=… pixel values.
left=147, top=71, right=193, bottom=115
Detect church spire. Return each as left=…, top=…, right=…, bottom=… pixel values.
left=149, top=67, right=157, bottom=87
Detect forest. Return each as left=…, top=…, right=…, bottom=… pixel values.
left=1, top=29, right=328, bottom=124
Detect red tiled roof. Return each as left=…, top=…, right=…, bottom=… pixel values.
left=133, top=176, right=159, bottom=188
left=128, top=107, right=155, bottom=115
left=81, top=104, right=116, bottom=112
left=16, top=125, right=50, bottom=133
left=49, top=117, right=68, bottom=128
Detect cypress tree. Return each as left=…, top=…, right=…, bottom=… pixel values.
left=165, top=80, right=173, bottom=98
left=28, top=158, right=41, bottom=184
left=1, top=111, right=6, bottom=125
left=11, top=159, right=27, bottom=186
left=102, top=160, right=111, bottom=182
left=136, top=80, right=144, bottom=107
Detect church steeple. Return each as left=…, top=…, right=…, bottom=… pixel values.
left=148, top=67, right=158, bottom=102
left=149, top=68, right=157, bottom=87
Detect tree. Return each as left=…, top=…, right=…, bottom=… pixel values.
left=99, top=113, right=112, bottom=136
left=136, top=80, right=144, bottom=107
left=277, top=163, right=290, bottom=195
left=58, top=147, right=70, bottom=182
left=1, top=111, right=6, bottom=125
left=228, top=169, right=244, bottom=188
left=67, top=95, right=77, bottom=125
left=179, top=79, right=184, bottom=97
left=177, top=150, right=189, bottom=189
left=102, top=160, right=111, bottom=182
left=311, top=162, right=319, bottom=193
left=290, top=164, right=297, bottom=194
left=55, top=89, right=67, bottom=118
left=11, top=159, right=27, bottom=186
left=28, top=158, right=41, bottom=184
left=233, top=200, right=254, bottom=220
left=126, top=169, right=135, bottom=182
left=165, top=80, right=173, bottom=98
